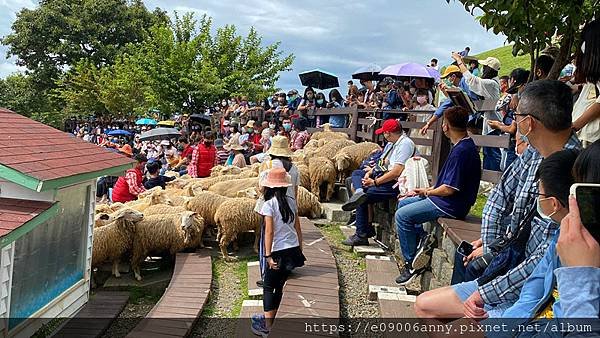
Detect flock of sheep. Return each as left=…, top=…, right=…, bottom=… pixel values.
left=92, top=127, right=381, bottom=282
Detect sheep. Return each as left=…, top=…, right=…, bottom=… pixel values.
left=310, top=123, right=350, bottom=141
left=304, top=139, right=355, bottom=163
left=297, top=186, right=324, bottom=219
left=126, top=189, right=173, bottom=212
left=179, top=174, right=192, bottom=180
left=303, top=139, right=320, bottom=150
left=94, top=212, right=113, bottom=228
left=164, top=170, right=180, bottom=178
left=130, top=211, right=204, bottom=281
left=332, top=142, right=381, bottom=181
left=214, top=198, right=262, bottom=261
left=92, top=208, right=144, bottom=278
left=210, top=165, right=242, bottom=177
left=236, top=187, right=259, bottom=199
left=142, top=204, right=186, bottom=216
left=184, top=191, right=230, bottom=228
left=291, top=150, right=307, bottom=165
left=295, top=163, right=311, bottom=189
left=208, top=178, right=259, bottom=197
left=192, top=174, right=244, bottom=191
left=308, top=156, right=337, bottom=202
left=165, top=184, right=194, bottom=198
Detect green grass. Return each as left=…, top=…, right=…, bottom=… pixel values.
left=469, top=194, right=488, bottom=218
left=318, top=222, right=366, bottom=271
left=473, top=45, right=531, bottom=76
left=128, top=285, right=163, bottom=304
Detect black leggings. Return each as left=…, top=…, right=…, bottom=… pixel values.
left=263, top=265, right=290, bottom=312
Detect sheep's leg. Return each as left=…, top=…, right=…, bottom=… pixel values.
left=233, top=239, right=239, bottom=251
left=112, top=259, right=121, bottom=278
left=131, top=248, right=144, bottom=281
left=197, top=225, right=206, bottom=248
left=220, top=234, right=237, bottom=262
left=311, top=180, right=320, bottom=201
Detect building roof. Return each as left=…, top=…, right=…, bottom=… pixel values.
left=0, top=108, right=135, bottom=192
left=0, top=198, right=57, bottom=242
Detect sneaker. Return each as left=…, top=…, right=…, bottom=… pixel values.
left=341, top=191, right=367, bottom=211
left=346, top=211, right=357, bottom=226
left=341, top=234, right=369, bottom=246
left=250, top=315, right=269, bottom=337
left=251, top=313, right=265, bottom=322
left=395, top=263, right=423, bottom=286
left=411, top=234, right=437, bottom=271
left=256, top=279, right=264, bottom=288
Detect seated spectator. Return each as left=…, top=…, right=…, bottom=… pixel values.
left=111, top=154, right=147, bottom=203
left=395, top=106, right=481, bottom=285
left=272, top=93, right=288, bottom=124
left=572, top=19, right=600, bottom=147
left=414, top=80, right=581, bottom=319
left=290, top=118, right=309, bottom=151
left=341, top=119, right=416, bottom=246
left=250, top=128, right=274, bottom=164
left=381, top=77, right=402, bottom=119
left=245, top=120, right=263, bottom=154
left=279, top=118, right=292, bottom=138
left=413, top=88, right=435, bottom=111
left=315, top=92, right=328, bottom=126
left=214, top=138, right=229, bottom=165
left=144, top=161, right=176, bottom=190
left=188, top=132, right=217, bottom=178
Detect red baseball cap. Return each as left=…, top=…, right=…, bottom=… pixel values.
left=375, top=119, right=402, bottom=135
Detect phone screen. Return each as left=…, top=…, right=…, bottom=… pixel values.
left=576, top=185, right=600, bottom=244
left=457, top=241, right=474, bottom=257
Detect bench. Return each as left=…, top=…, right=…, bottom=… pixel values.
left=126, top=251, right=212, bottom=338
left=269, top=218, right=340, bottom=336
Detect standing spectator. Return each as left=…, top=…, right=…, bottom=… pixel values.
left=468, top=59, right=480, bottom=77
left=188, top=132, right=217, bottom=178
left=298, top=87, right=317, bottom=126
left=459, top=46, right=471, bottom=57
left=499, top=75, right=509, bottom=94
left=413, top=88, right=435, bottom=111
left=230, top=141, right=247, bottom=168
left=111, top=154, right=147, bottom=203
left=315, top=92, right=328, bottom=126
left=286, top=89, right=301, bottom=115
left=534, top=54, right=555, bottom=80
left=327, top=89, right=347, bottom=128
left=347, top=80, right=359, bottom=99
left=381, top=77, right=401, bottom=119
left=428, top=58, right=439, bottom=70
left=214, top=139, right=229, bottom=165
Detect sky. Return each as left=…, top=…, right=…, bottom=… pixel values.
left=0, top=0, right=508, bottom=93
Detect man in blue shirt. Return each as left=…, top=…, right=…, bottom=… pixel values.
left=395, top=106, right=481, bottom=285
left=285, top=89, right=301, bottom=114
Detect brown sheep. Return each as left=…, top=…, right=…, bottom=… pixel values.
left=297, top=186, right=324, bottom=218
left=210, top=165, right=242, bottom=177
left=208, top=178, right=259, bottom=197
left=333, top=142, right=381, bottom=181
left=310, top=123, right=350, bottom=141
left=308, top=156, right=337, bottom=202
left=295, top=163, right=311, bottom=189
left=126, top=189, right=173, bottom=212
left=143, top=204, right=187, bottom=216
left=214, top=198, right=262, bottom=261
left=184, top=191, right=230, bottom=228
left=304, top=139, right=355, bottom=163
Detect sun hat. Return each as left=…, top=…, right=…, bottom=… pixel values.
left=227, top=138, right=246, bottom=151
left=287, top=89, right=298, bottom=96
left=266, top=135, right=293, bottom=157
left=245, top=120, right=256, bottom=128
left=160, top=140, right=170, bottom=146
left=118, top=144, right=133, bottom=157
left=441, top=65, right=461, bottom=79
left=479, top=57, right=501, bottom=71
left=261, top=128, right=271, bottom=138
left=261, top=167, right=292, bottom=188
left=375, top=119, right=402, bottom=135
left=223, top=120, right=231, bottom=126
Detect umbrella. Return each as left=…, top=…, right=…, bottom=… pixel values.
left=136, top=118, right=158, bottom=125
left=379, top=62, right=433, bottom=79
left=425, top=67, right=441, bottom=82
left=157, top=120, right=176, bottom=127
left=139, top=127, right=181, bottom=141
left=189, top=114, right=211, bottom=123
left=352, top=64, right=382, bottom=81
left=107, top=129, right=132, bottom=137
left=298, top=69, right=339, bottom=90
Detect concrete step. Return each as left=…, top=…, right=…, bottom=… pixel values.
left=378, top=292, right=417, bottom=318
left=365, top=255, right=404, bottom=300
left=247, top=261, right=262, bottom=298
left=322, top=202, right=351, bottom=223
left=339, top=225, right=386, bottom=256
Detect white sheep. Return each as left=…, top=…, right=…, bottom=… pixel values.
left=184, top=191, right=230, bottom=228
left=94, top=212, right=113, bottom=228
left=214, top=198, right=262, bottom=261
left=304, top=139, right=356, bottom=163
left=125, top=189, right=173, bottom=212
left=311, top=123, right=350, bottom=141
left=142, top=204, right=187, bottom=216
left=92, top=208, right=144, bottom=278
left=295, top=163, right=311, bottom=189
left=208, top=178, right=259, bottom=197
left=308, top=156, right=337, bottom=202
left=210, top=165, right=242, bottom=177
left=333, top=142, right=381, bottom=181
left=192, top=174, right=243, bottom=191
left=297, top=186, right=324, bottom=219
left=164, top=170, right=180, bottom=178
left=130, top=211, right=204, bottom=281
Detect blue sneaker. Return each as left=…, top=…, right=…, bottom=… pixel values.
left=251, top=313, right=265, bottom=323
left=250, top=315, right=269, bottom=337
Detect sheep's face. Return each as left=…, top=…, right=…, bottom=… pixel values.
left=237, top=187, right=258, bottom=199
left=115, top=208, right=144, bottom=222
left=95, top=204, right=112, bottom=214
left=333, top=153, right=350, bottom=171
left=180, top=211, right=201, bottom=244
left=151, top=191, right=173, bottom=206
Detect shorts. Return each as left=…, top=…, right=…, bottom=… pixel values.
left=452, top=281, right=511, bottom=318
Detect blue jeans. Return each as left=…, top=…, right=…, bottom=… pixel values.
left=395, top=196, right=447, bottom=262
left=483, top=131, right=502, bottom=171
left=351, top=169, right=366, bottom=192
left=355, top=182, right=397, bottom=237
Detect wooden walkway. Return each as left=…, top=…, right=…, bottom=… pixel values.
left=126, top=251, right=212, bottom=338
left=269, top=218, right=340, bottom=337
left=53, top=291, right=129, bottom=338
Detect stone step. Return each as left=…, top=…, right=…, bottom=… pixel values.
left=322, top=202, right=351, bottom=223
left=247, top=261, right=262, bottom=298
left=377, top=291, right=417, bottom=318
left=365, top=255, right=404, bottom=300
left=338, top=225, right=386, bottom=256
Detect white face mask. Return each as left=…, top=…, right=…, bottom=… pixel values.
left=536, top=197, right=556, bottom=221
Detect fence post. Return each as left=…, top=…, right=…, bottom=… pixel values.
left=430, top=119, right=451, bottom=183
left=349, top=106, right=358, bottom=141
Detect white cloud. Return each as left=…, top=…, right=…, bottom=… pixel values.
left=0, top=61, right=25, bottom=77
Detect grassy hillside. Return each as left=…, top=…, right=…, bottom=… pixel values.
left=473, top=45, right=531, bottom=76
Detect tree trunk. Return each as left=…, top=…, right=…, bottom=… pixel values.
left=546, top=33, right=574, bottom=80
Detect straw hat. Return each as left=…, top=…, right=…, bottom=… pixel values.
left=226, top=138, right=246, bottom=151
left=118, top=144, right=133, bottom=157
left=266, top=135, right=293, bottom=157
left=245, top=120, right=256, bottom=128
left=261, top=167, right=292, bottom=188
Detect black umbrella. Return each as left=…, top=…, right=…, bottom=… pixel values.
left=189, top=114, right=211, bottom=123
left=352, top=64, right=382, bottom=81
left=139, top=127, right=181, bottom=141
left=298, top=69, right=339, bottom=90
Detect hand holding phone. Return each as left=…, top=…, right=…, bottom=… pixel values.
left=570, top=183, right=600, bottom=244
left=456, top=240, right=474, bottom=258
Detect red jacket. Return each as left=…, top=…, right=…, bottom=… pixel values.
left=112, top=167, right=144, bottom=203
left=191, top=143, right=216, bottom=178
left=248, top=133, right=263, bottom=152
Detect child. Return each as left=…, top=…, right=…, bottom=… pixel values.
left=144, top=161, right=176, bottom=190
left=214, top=138, right=229, bottom=165
left=251, top=167, right=305, bottom=336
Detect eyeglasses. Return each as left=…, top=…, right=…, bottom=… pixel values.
left=528, top=191, right=551, bottom=198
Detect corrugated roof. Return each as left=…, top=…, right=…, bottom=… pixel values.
left=0, top=108, right=135, bottom=185
left=0, top=198, right=54, bottom=238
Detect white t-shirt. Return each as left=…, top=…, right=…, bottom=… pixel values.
left=253, top=158, right=299, bottom=213
left=260, top=196, right=299, bottom=252
left=572, top=82, right=600, bottom=145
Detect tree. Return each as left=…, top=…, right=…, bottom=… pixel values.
left=0, top=73, right=49, bottom=117
left=2, top=0, right=168, bottom=87
left=447, top=0, right=599, bottom=79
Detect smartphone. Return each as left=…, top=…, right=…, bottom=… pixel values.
left=456, top=240, right=474, bottom=258
left=570, top=183, right=600, bottom=244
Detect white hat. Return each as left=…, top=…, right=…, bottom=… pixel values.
left=160, top=140, right=170, bottom=146
left=479, top=57, right=501, bottom=71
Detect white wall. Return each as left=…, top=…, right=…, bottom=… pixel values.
left=0, top=180, right=54, bottom=202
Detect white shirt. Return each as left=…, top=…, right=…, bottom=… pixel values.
left=260, top=196, right=299, bottom=252
left=388, top=134, right=416, bottom=169
left=572, top=82, right=600, bottom=144
left=254, top=159, right=299, bottom=213
left=462, top=71, right=500, bottom=134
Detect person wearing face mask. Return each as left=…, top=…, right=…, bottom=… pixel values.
left=280, top=119, right=292, bottom=137
left=188, top=132, right=217, bottom=178
left=245, top=120, right=264, bottom=154
left=290, top=118, right=309, bottom=151
left=285, top=89, right=301, bottom=115
left=297, top=87, right=317, bottom=126
left=380, top=77, right=401, bottom=119
left=420, top=65, right=481, bottom=136
left=111, top=153, right=147, bottom=203
left=415, top=80, right=582, bottom=320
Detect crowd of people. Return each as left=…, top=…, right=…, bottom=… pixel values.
left=85, top=19, right=600, bottom=334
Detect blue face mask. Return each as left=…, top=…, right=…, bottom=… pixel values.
left=317, top=99, right=324, bottom=105
left=517, top=115, right=531, bottom=144
left=283, top=124, right=291, bottom=131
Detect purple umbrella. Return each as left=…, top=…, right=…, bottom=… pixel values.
left=380, top=62, right=433, bottom=79
left=425, top=67, right=441, bottom=82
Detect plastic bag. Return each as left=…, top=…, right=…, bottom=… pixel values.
left=395, top=157, right=430, bottom=197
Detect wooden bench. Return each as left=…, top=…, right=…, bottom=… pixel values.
left=126, top=251, right=212, bottom=338
left=269, top=218, right=340, bottom=336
